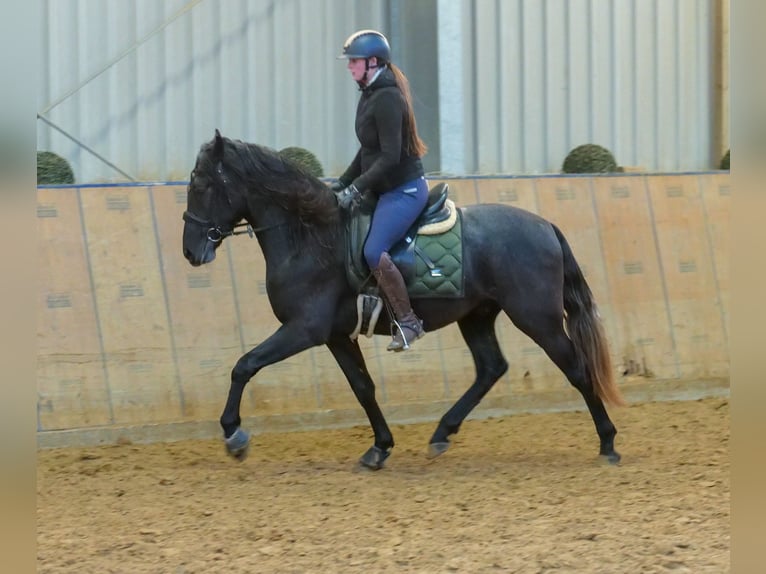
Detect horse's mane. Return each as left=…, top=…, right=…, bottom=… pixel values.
left=199, top=137, right=341, bottom=262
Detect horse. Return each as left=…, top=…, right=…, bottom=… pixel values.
left=182, top=130, right=625, bottom=469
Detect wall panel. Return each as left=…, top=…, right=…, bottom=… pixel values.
left=646, top=175, right=728, bottom=378
left=38, top=0, right=721, bottom=182
left=698, top=173, right=730, bottom=341
left=79, top=187, right=181, bottom=424
left=37, top=173, right=730, bottom=444
left=591, top=176, right=678, bottom=379
left=151, top=185, right=241, bottom=421
left=37, top=188, right=111, bottom=429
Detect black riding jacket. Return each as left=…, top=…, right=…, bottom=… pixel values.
left=339, top=66, right=425, bottom=195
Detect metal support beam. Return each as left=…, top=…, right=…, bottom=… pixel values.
left=39, top=0, right=205, bottom=116
left=712, top=0, right=730, bottom=166
left=437, top=0, right=465, bottom=174
left=37, top=114, right=137, bottom=182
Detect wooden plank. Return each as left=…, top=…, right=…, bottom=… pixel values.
left=430, top=178, right=478, bottom=206
left=80, top=187, right=180, bottom=425
left=37, top=189, right=102, bottom=355
left=698, top=172, right=730, bottom=343
left=646, top=175, right=728, bottom=378
left=151, top=185, right=243, bottom=421
left=376, top=328, right=454, bottom=406
left=36, top=175, right=730, bottom=435
left=37, top=360, right=112, bottom=430
left=36, top=188, right=111, bottom=429
left=591, top=176, right=679, bottom=380
left=473, top=177, right=538, bottom=212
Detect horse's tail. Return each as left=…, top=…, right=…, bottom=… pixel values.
left=552, top=224, right=626, bottom=407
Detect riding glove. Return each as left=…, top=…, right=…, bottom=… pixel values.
left=335, top=184, right=361, bottom=211
left=329, top=180, right=345, bottom=192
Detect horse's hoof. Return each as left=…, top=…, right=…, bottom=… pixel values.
left=224, top=428, right=251, bottom=461
left=359, top=446, right=390, bottom=470
left=427, top=441, right=450, bottom=459
left=599, top=451, right=621, bottom=465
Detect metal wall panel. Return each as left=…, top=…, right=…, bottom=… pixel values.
left=38, top=0, right=388, bottom=182
left=37, top=0, right=718, bottom=182
left=458, top=0, right=714, bottom=174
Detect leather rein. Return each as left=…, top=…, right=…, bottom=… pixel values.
left=182, top=210, right=278, bottom=243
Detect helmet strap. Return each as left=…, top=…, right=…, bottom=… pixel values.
left=358, top=59, right=383, bottom=90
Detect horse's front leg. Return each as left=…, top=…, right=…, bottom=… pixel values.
left=326, top=335, right=394, bottom=470
left=221, top=323, right=321, bottom=460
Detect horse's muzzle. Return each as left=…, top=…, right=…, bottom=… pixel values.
left=182, top=238, right=217, bottom=267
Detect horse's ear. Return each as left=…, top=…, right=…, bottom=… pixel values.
left=213, top=129, right=224, bottom=160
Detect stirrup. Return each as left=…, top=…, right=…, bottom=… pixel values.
left=387, top=319, right=424, bottom=352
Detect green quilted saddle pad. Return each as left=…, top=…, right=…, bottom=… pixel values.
left=409, top=212, right=463, bottom=298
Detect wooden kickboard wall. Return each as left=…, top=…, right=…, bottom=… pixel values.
left=37, top=173, right=730, bottom=435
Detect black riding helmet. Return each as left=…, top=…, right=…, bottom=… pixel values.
left=338, top=29, right=391, bottom=62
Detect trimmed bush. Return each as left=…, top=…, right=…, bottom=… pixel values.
left=37, top=151, right=75, bottom=184
left=719, top=149, right=730, bottom=170
left=562, top=144, right=618, bottom=174
left=279, top=146, right=324, bottom=178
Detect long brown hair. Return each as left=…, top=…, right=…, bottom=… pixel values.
left=388, top=63, right=428, bottom=158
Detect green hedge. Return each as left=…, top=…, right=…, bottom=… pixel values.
left=562, top=144, right=619, bottom=174
left=37, top=151, right=75, bottom=184
left=279, top=146, right=324, bottom=178
left=719, top=149, right=730, bottom=170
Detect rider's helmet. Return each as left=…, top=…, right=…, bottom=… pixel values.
left=338, top=30, right=391, bottom=63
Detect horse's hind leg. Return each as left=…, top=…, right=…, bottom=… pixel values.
left=428, top=303, right=507, bottom=458
left=515, top=315, right=620, bottom=463
left=326, top=335, right=394, bottom=470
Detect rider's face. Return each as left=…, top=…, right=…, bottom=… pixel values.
left=347, top=57, right=376, bottom=83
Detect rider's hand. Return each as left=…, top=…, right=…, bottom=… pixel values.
left=335, top=184, right=361, bottom=211
left=328, top=180, right=345, bottom=192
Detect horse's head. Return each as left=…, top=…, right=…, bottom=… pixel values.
left=182, top=129, right=249, bottom=266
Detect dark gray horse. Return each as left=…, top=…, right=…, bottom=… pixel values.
left=182, top=130, right=625, bottom=469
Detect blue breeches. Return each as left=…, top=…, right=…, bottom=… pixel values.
left=363, top=176, right=429, bottom=270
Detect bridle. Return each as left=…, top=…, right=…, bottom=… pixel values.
left=182, top=210, right=255, bottom=243
left=183, top=161, right=279, bottom=244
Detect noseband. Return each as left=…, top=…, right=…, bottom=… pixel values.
left=182, top=210, right=254, bottom=243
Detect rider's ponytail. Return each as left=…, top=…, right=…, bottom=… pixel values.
left=388, top=63, right=428, bottom=158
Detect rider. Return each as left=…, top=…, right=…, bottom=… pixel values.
left=332, top=29, right=429, bottom=352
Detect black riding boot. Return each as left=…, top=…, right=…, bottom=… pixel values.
left=373, top=252, right=425, bottom=351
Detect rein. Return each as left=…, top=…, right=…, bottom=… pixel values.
left=182, top=210, right=279, bottom=243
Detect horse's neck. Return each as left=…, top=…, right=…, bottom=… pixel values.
left=251, top=205, right=295, bottom=265
left=248, top=201, right=340, bottom=278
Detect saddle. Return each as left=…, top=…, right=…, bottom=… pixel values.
left=344, top=182, right=455, bottom=294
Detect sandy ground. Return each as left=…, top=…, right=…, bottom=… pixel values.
left=37, top=397, right=729, bottom=573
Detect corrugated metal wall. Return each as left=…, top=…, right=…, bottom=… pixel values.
left=455, top=0, right=715, bottom=174
left=37, top=0, right=719, bottom=182
left=37, top=0, right=389, bottom=182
